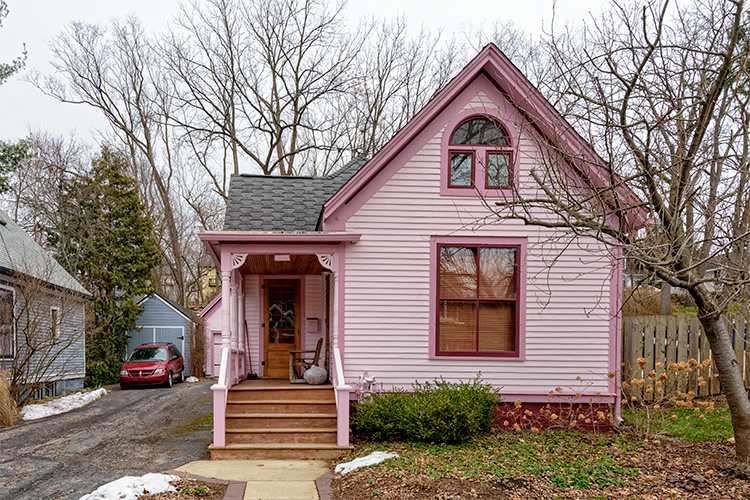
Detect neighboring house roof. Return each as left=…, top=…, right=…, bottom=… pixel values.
left=138, top=292, right=200, bottom=324
left=223, top=156, right=369, bottom=232
left=0, top=208, right=90, bottom=296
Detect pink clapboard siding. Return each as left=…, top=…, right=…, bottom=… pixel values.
left=201, top=296, right=222, bottom=377
left=342, top=80, right=615, bottom=400
left=303, top=275, right=327, bottom=356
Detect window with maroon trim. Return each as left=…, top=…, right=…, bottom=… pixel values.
left=448, top=117, right=513, bottom=190
left=437, top=245, right=518, bottom=356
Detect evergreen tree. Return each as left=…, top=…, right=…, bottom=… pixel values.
left=51, top=147, right=159, bottom=385
left=0, top=138, right=29, bottom=193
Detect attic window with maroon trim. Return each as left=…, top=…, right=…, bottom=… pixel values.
left=437, top=244, right=519, bottom=357
left=448, top=117, right=513, bottom=190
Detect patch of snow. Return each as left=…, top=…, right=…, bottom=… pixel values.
left=184, top=376, right=199, bottom=383
left=335, top=451, right=399, bottom=475
left=79, top=473, right=177, bottom=500
left=21, top=388, right=108, bottom=421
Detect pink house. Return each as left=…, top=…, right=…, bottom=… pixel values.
left=200, top=44, right=625, bottom=459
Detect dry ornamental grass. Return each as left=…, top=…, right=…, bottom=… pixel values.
left=0, top=370, right=17, bottom=427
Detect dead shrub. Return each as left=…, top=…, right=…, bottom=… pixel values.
left=0, top=371, right=17, bottom=427
left=189, top=322, right=205, bottom=378
left=622, top=286, right=662, bottom=316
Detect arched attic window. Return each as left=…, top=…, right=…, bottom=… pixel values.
left=447, top=116, right=513, bottom=190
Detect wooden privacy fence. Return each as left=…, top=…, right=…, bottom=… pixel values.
left=623, top=315, right=749, bottom=400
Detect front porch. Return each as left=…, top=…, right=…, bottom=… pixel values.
left=199, top=232, right=359, bottom=459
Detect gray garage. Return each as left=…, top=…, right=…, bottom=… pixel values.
left=126, top=293, right=199, bottom=376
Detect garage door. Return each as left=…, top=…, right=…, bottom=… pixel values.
left=127, top=326, right=189, bottom=376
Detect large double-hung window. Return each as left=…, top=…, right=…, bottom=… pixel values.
left=436, top=242, right=522, bottom=357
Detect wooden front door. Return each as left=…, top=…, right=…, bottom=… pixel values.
left=263, top=279, right=300, bottom=377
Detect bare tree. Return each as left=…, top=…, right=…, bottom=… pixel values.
left=338, top=18, right=460, bottom=163
left=2, top=132, right=89, bottom=245
left=491, top=0, right=750, bottom=460
left=39, top=17, right=188, bottom=304
left=163, top=0, right=361, bottom=177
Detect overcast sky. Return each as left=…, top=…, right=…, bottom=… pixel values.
left=0, top=0, right=602, bottom=145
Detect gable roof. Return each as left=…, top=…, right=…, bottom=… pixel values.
left=223, top=156, right=369, bottom=232
left=322, top=43, right=646, bottom=231
left=0, top=208, right=90, bottom=296
left=138, top=292, right=200, bottom=324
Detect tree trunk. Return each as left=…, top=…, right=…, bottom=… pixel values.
left=694, top=285, right=750, bottom=462
left=660, top=283, right=671, bottom=315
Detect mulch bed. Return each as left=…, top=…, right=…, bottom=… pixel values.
left=331, top=437, right=750, bottom=499
left=139, top=478, right=228, bottom=500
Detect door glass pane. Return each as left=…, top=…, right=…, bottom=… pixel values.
left=478, top=302, right=515, bottom=352
left=269, top=285, right=295, bottom=344
left=440, top=247, right=477, bottom=299
left=439, top=300, right=476, bottom=352
left=450, top=153, right=473, bottom=186
left=478, top=247, right=516, bottom=299
left=487, top=153, right=510, bottom=187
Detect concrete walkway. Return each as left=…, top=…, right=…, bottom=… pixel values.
left=175, top=460, right=329, bottom=500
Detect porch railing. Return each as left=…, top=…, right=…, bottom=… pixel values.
left=212, top=344, right=247, bottom=447
left=211, top=346, right=230, bottom=447
left=332, top=347, right=351, bottom=447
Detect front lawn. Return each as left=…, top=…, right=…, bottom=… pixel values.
left=333, top=420, right=747, bottom=499
left=622, top=404, right=733, bottom=441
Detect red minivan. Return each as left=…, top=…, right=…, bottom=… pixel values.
left=119, top=343, right=185, bottom=389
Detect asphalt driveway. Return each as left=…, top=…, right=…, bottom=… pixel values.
left=0, top=380, right=214, bottom=500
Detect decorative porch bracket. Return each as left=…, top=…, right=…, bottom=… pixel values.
left=316, top=253, right=335, bottom=272
left=231, top=253, right=248, bottom=270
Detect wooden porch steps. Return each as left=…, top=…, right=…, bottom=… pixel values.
left=210, top=380, right=351, bottom=460
left=210, top=443, right=347, bottom=460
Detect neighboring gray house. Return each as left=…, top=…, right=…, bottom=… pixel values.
left=127, top=293, right=199, bottom=376
left=0, top=209, right=91, bottom=401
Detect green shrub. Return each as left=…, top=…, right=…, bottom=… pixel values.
left=352, top=376, right=499, bottom=444
left=86, top=359, right=119, bottom=387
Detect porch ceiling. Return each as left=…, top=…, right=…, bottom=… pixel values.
left=239, top=254, right=325, bottom=275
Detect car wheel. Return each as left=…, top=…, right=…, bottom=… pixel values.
left=176, top=371, right=184, bottom=383
left=120, top=383, right=129, bottom=390
left=166, top=371, right=173, bottom=388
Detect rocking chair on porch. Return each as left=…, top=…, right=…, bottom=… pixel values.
left=289, top=338, right=323, bottom=384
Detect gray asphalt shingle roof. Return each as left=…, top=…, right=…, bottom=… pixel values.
left=0, top=208, right=90, bottom=296
left=223, top=157, right=369, bottom=232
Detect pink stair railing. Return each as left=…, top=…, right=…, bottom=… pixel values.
left=332, top=347, right=351, bottom=447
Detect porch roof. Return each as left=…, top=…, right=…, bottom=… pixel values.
left=199, top=231, right=361, bottom=270
left=223, top=156, right=369, bottom=232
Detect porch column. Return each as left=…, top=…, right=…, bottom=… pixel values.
left=230, top=273, right=239, bottom=352
left=237, top=273, right=246, bottom=375
left=230, top=271, right=239, bottom=382
left=221, top=270, right=231, bottom=351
